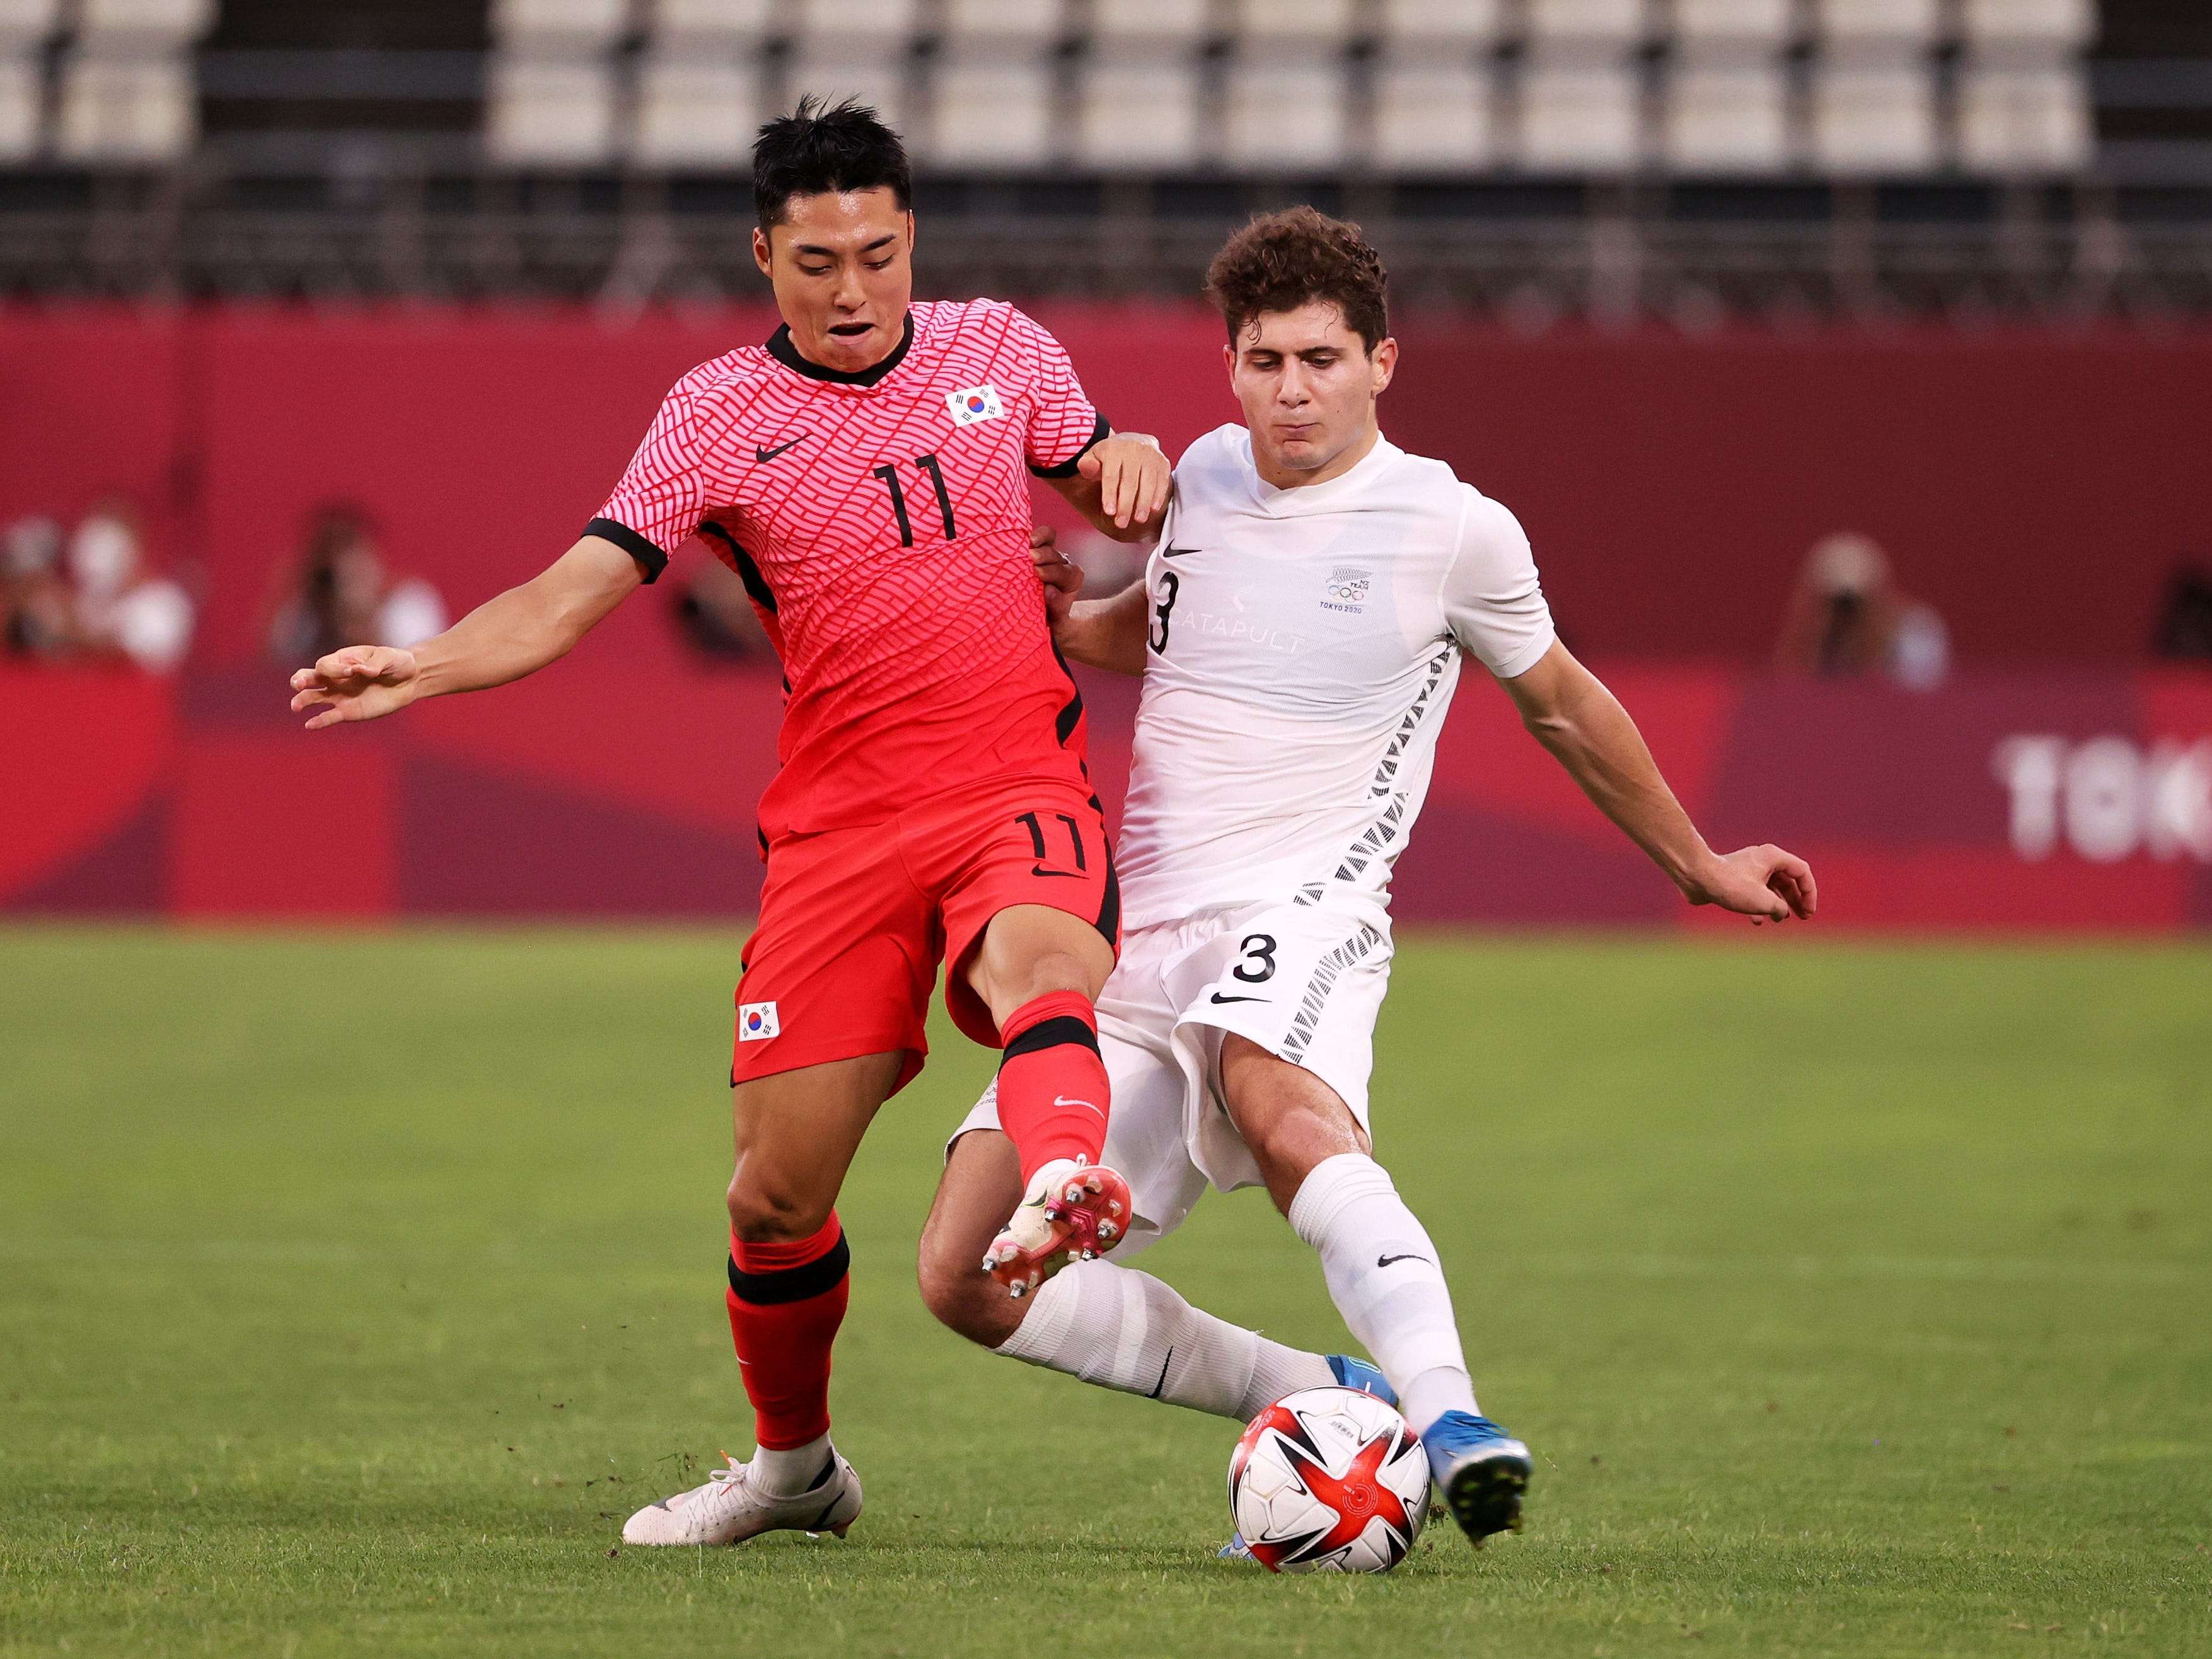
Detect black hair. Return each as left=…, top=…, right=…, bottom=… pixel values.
left=753, top=95, right=913, bottom=228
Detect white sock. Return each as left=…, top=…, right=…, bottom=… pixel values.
left=1288, top=1153, right=1479, bottom=1430
left=995, top=1257, right=1333, bottom=1421
left=749, top=1433, right=832, bottom=1498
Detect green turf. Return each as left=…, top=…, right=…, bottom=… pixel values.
left=2, top=927, right=2208, bottom=1658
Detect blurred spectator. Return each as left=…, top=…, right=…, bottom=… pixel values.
left=3, top=516, right=80, bottom=659
left=671, top=558, right=769, bottom=664
left=268, top=506, right=446, bottom=663
left=1775, top=533, right=1949, bottom=691
left=68, top=501, right=196, bottom=674
left=2150, top=562, right=2212, bottom=663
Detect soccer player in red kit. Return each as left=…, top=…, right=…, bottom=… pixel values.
left=287, top=99, right=1172, bottom=1547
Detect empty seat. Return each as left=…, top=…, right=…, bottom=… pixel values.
left=1814, top=0, right=1942, bottom=48
left=1234, top=0, right=1358, bottom=47
left=0, top=51, right=39, bottom=158
left=1370, top=51, right=1495, bottom=173
left=941, top=0, right=1067, bottom=44
left=633, top=52, right=761, bottom=170
left=486, top=55, right=618, bottom=165
left=1673, top=0, right=1792, bottom=45
left=1375, top=0, right=1503, bottom=48
left=0, top=0, right=63, bottom=46
left=782, top=47, right=910, bottom=132
left=648, top=0, right=777, bottom=44
left=927, top=47, right=1057, bottom=170
left=1090, top=0, right=1210, bottom=47
left=1662, top=54, right=1790, bottom=173
left=1525, top=0, right=1647, bottom=45
left=490, top=0, right=628, bottom=48
left=1517, top=50, right=1643, bottom=171
left=1073, top=49, right=1201, bottom=170
left=75, top=0, right=212, bottom=42
left=1958, top=0, right=2094, bottom=49
left=1808, top=56, right=1936, bottom=174
left=789, top=0, right=922, bottom=47
left=1222, top=49, right=1348, bottom=171
left=54, top=49, right=194, bottom=161
left=1957, top=53, right=2090, bottom=173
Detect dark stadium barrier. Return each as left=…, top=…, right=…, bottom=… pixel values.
left=6, top=661, right=2209, bottom=930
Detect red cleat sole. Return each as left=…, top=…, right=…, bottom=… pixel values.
left=982, top=1164, right=1133, bottom=1297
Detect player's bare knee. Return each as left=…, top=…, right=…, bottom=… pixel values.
left=916, top=1235, right=1022, bottom=1348
left=1221, top=1035, right=1370, bottom=1216
left=724, top=1169, right=825, bottom=1243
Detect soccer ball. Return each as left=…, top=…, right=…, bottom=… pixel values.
left=1228, top=1385, right=1429, bottom=1573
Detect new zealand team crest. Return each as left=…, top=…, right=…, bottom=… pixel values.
left=1321, top=567, right=1371, bottom=613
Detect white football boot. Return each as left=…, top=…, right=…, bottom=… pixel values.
left=981, top=1157, right=1133, bottom=1298
left=620, top=1448, right=862, bottom=1547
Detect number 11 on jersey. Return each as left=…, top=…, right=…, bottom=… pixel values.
left=872, top=453, right=958, bottom=548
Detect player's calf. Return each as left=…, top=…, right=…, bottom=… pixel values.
left=981, top=989, right=1131, bottom=1297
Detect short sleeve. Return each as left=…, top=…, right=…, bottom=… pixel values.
left=588, top=387, right=720, bottom=584
left=1012, top=308, right=1109, bottom=478
left=1444, top=490, right=1555, bottom=679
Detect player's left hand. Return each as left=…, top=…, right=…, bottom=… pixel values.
left=1079, top=433, right=1171, bottom=531
left=1686, top=845, right=1817, bottom=924
left=1031, top=524, right=1082, bottom=628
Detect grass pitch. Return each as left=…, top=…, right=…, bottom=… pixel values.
left=2, top=926, right=2208, bottom=1658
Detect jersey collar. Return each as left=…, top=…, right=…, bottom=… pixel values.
left=765, top=312, right=915, bottom=387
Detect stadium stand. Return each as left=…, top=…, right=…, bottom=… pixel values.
left=0, top=0, right=2207, bottom=316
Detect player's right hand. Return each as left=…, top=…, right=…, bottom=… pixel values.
left=1688, top=843, right=1817, bottom=924
left=289, top=645, right=420, bottom=730
left=1031, top=524, right=1083, bottom=630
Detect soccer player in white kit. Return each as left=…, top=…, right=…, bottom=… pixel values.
left=916, top=209, right=1817, bottom=1550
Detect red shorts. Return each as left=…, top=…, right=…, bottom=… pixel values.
left=729, top=774, right=1119, bottom=1092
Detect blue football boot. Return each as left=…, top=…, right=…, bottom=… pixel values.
left=1326, top=1353, right=1396, bottom=1406
left=1220, top=1356, right=1399, bottom=1559
left=1422, top=1411, right=1532, bottom=1543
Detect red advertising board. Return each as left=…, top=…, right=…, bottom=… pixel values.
left=8, top=661, right=2208, bottom=930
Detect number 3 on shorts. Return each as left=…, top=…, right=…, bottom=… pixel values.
left=1233, top=934, right=1277, bottom=983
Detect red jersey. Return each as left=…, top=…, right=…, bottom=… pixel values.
left=590, top=299, right=1109, bottom=839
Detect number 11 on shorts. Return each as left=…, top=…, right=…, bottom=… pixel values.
left=1016, top=811, right=1087, bottom=879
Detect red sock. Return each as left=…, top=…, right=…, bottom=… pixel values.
left=996, top=991, right=1111, bottom=1184
left=724, top=1213, right=848, bottom=1450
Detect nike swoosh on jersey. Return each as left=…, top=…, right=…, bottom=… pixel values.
left=1161, top=545, right=1201, bottom=559
left=1377, top=1252, right=1430, bottom=1268
left=753, top=436, right=809, bottom=462
left=1208, top=992, right=1268, bottom=1004
left=1053, top=1095, right=1105, bottom=1118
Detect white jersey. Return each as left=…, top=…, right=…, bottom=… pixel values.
left=1115, top=425, right=1555, bottom=929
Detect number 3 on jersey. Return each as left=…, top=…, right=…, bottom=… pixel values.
left=1150, top=569, right=1179, bottom=654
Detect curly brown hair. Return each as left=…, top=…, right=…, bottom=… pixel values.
left=1203, top=207, right=1390, bottom=354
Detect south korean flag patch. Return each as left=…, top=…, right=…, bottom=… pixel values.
left=946, top=384, right=1006, bottom=427
left=738, top=1001, right=780, bottom=1042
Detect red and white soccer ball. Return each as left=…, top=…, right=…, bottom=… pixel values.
left=1228, top=1385, right=1428, bottom=1574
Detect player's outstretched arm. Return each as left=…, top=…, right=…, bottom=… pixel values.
left=1497, top=641, right=1817, bottom=924
left=1046, top=431, right=1171, bottom=543
left=288, top=534, right=643, bottom=730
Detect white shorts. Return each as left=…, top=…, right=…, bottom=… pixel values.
left=950, top=898, right=1393, bottom=1252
